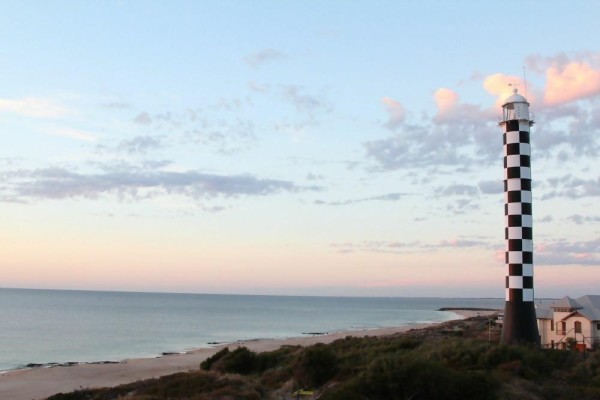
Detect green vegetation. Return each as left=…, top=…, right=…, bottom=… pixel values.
left=47, top=316, right=600, bottom=400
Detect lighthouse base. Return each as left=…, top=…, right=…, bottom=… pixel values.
left=500, top=301, right=540, bottom=345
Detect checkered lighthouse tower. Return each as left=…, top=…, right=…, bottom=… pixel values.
left=499, top=88, right=540, bottom=345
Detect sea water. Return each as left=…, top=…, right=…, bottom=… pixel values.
left=0, top=288, right=503, bottom=371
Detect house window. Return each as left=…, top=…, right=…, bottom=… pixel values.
left=550, top=320, right=554, bottom=331
left=575, top=321, right=582, bottom=334
left=558, top=321, right=566, bottom=335
left=597, top=323, right=600, bottom=330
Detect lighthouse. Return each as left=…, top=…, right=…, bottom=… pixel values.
left=499, top=88, right=540, bottom=345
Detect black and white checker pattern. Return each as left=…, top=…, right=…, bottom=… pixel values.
left=503, top=119, right=534, bottom=302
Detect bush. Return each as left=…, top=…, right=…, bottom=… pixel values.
left=323, top=354, right=497, bottom=400
left=255, top=344, right=299, bottom=372
left=215, top=347, right=258, bottom=375
left=200, top=347, right=230, bottom=371
left=293, top=344, right=338, bottom=388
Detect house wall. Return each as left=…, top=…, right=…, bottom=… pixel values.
left=537, top=319, right=550, bottom=346
left=565, top=315, right=592, bottom=346
left=593, top=321, right=600, bottom=348
left=538, top=313, right=596, bottom=349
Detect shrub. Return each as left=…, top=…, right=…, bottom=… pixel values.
left=255, top=344, right=299, bottom=372
left=200, top=347, right=230, bottom=370
left=293, top=344, right=338, bottom=388
left=214, top=347, right=258, bottom=375
left=324, top=355, right=497, bottom=400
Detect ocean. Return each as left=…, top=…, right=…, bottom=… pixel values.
left=0, top=288, right=504, bottom=372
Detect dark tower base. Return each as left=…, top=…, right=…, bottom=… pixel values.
left=500, top=301, right=540, bottom=345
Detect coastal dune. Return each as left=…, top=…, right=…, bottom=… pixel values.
left=0, top=310, right=495, bottom=400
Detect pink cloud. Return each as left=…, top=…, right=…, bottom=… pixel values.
left=544, top=62, right=600, bottom=106
left=381, top=96, right=405, bottom=129
left=483, top=73, right=526, bottom=107
left=494, top=249, right=504, bottom=263
left=434, top=88, right=459, bottom=115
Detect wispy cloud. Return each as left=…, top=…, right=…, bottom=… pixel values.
left=101, top=102, right=131, bottom=109
left=541, top=175, right=600, bottom=200
left=46, top=127, right=98, bottom=142
left=127, top=107, right=258, bottom=155
left=118, top=136, right=164, bottom=154
left=245, top=48, right=286, bottom=67
left=567, top=214, right=600, bottom=225
left=434, top=184, right=478, bottom=197
left=280, top=85, right=331, bottom=114
left=331, top=237, right=492, bottom=254
left=0, top=164, right=322, bottom=203
left=0, top=97, right=71, bottom=118
left=315, top=192, right=408, bottom=206
left=446, top=198, right=480, bottom=214
left=133, top=112, right=153, bottom=125
left=185, top=118, right=256, bottom=155
left=364, top=121, right=487, bottom=171
left=536, top=238, right=600, bottom=266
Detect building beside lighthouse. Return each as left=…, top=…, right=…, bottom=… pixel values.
left=499, top=88, right=540, bottom=345
left=536, top=295, right=600, bottom=350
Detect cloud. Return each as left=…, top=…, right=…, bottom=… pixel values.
left=331, top=236, right=491, bottom=254
left=248, top=81, right=271, bottom=94
left=365, top=57, right=600, bottom=174
left=435, top=184, right=478, bottom=197
left=0, top=165, right=322, bottom=203
left=433, top=88, right=459, bottom=119
left=315, top=192, right=408, bottom=206
left=541, top=175, right=600, bottom=200
left=245, top=48, right=286, bottom=67
left=0, top=97, right=71, bottom=118
left=306, top=173, right=324, bottom=181
left=101, top=102, right=131, bottom=109
left=186, top=118, right=256, bottom=154
left=478, top=180, right=503, bottom=194
left=250, top=82, right=330, bottom=122
left=526, top=52, right=572, bottom=73
left=483, top=73, right=526, bottom=106
left=364, top=121, right=488, bottom=171
left=437, top=238, right=489, bottom=248
left=365, top=83, right=506, bottom=172
left=544, top=61, right=600, bottom=106
left=133, top=112, right=153, bottom=125
left=46, top=127, right=98, bottom=142
left=118, top=136, right=164, bottom=154
left=536, top=238, right=600, bottom=266
left=126, top=107, right=259, bottom=155
left=446, top=198, right=479, bottom=214
left=273, top=120, right=315, bottom=142
left=381, top=96, right=405, bottom=130
left=567, top=214, right=600, bottom=225
left=280, top=85, right=330, bottom=114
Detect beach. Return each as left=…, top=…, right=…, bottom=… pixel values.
left=0, top=309, right=496, bottom=400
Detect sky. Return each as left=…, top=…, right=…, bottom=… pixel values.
left=1, top=1, right=599, bottom=298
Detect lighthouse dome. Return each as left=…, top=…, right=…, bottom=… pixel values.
left=502, top=88, right=529, bottom=107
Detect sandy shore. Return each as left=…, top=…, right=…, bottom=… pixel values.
left=0, top=309, right=497, bottom=400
